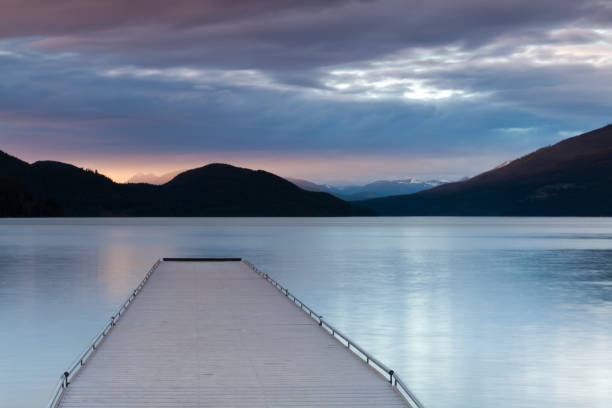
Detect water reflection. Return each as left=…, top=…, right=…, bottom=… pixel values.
left=1, top=218, right=612, bottom=407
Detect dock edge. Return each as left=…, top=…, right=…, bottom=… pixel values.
left=46, top=259, right=162, bottom=408
left=46, top=257, right=426, bottom=408
left=241, top=259, right=426, bottom=408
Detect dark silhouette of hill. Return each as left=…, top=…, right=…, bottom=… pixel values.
left=0, top=177, right=63, bottom=216
left=161, top=163, right=357, bottom=216
left=0, top=151, right=360, bottom=216
left=356, top=124, right=612, bottom=215
left=0, top=151, right=63, bottom=216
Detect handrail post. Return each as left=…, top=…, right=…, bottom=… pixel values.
left=240, top=258, right=425, bottom=408
left=48, top=259, right=163, bottom=408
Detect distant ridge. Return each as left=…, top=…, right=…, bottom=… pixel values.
left=0, top=152, right=365, bottom=217
left=159, top=163, right=359, bottom=216
left=126, top=169, right=184, bottom=185
left=5, top=123, right=611, bottom=217
left=356, top=124, right=612, bottom=216
left=288, top=177, right=446, bottom=200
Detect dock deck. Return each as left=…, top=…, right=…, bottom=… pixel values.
left=55, top=259, right=414, bottom=407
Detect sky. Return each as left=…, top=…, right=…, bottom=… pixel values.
left=0, top=0, right=611, bottom=184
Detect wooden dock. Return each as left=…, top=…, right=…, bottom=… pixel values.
left=52, top=259, right=420, bottom=407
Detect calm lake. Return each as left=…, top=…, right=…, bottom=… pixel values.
left=1, top=217, right=612, bottom=407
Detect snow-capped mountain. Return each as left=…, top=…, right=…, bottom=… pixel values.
left=126, top=169, right=184, bottom=184
left=287, top=177, right=448, bottom=201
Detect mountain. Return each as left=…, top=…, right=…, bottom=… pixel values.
left=0, top=177, right=63, bottom=217
left=356, top=124, right=612, bottom=216
left=0, top=151, right=363, bottom=217
left=288, top=177, right=446, bottom=201
left=0, top=151, right=63, bottom=216
left=338, top=178, right=447, bottom=200
left=286, top=178, right=336, bottom=194
left=127, top=169, right=184, bottom=185
left=160, top=164, right=358, bottom=216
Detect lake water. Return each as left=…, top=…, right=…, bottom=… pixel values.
left=1, top=217, right=612, bottom=408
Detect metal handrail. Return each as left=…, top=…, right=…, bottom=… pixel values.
left=242, top=259, right=425, bottom=408
left=46, top=259, right=162, bottom=408
left=394, top=372, right=427, bottom=408
left=46, top=258, right=425, bottom=408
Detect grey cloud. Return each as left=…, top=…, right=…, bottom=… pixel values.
left=3, top=0, right=605, bottom=72
left=0, top=0, right=610, bottom=179
left=0, top=48, right=597, bottom=159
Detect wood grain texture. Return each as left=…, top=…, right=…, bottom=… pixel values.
left=59, top=261, right=406, bottom=407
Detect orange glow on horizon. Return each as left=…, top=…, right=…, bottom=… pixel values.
left=7, top=148, right=508, bottom=184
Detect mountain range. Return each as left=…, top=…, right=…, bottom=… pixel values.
left=126, top=171, right=447, bottom=200
left=0, top=151, right=363, bottom=216
left=356, top=124, right=612, bottom=216
left=2, top=124, right=611, bottom=217
left=287, top=178, right=447, bottom=201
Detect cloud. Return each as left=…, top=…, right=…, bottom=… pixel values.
left=2, top=0, right=608, bottom=70
left=0, top=0, right=611, bottom=180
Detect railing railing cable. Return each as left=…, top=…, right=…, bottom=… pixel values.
left=242, top=259, right=426, bottom=408
left=46, top=258, right=424, bottom=408
left=46, top=259, right=162, bottom=408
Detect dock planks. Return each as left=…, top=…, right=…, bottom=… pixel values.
left=58, top=260, right=407, bottom=407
